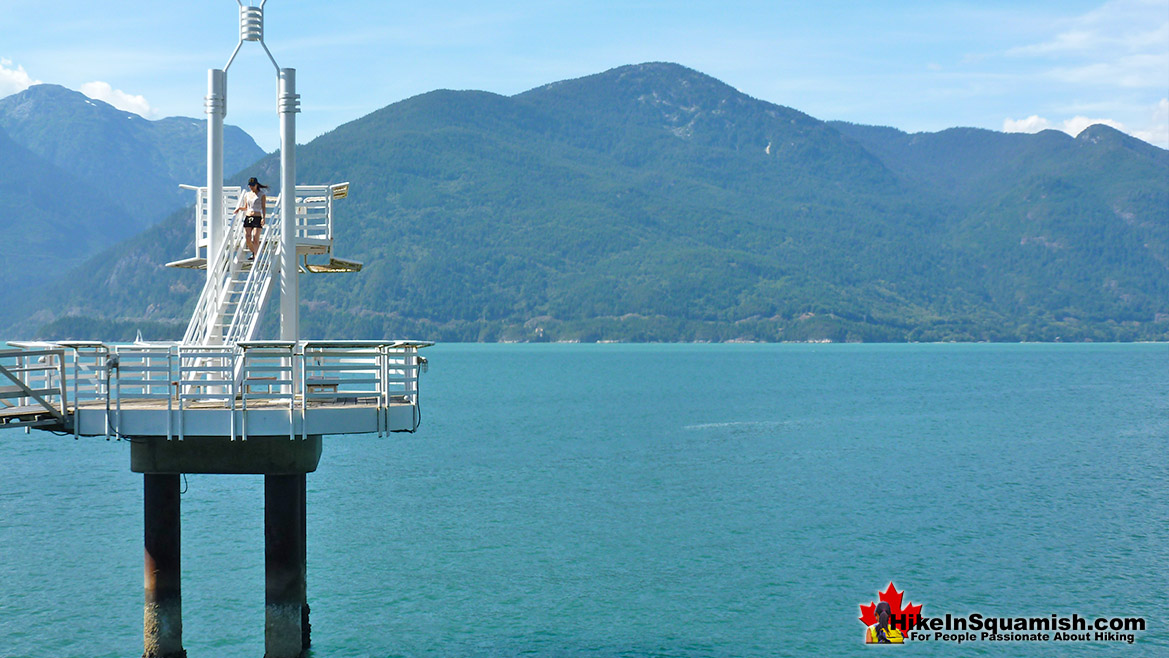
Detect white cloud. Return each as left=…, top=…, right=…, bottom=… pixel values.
left=1003, top=115, right=1053, bottom=133
left=79, top=80, right=156, bottom=117
left=1004, top=0, right=1169, bottom=90
left=0, top=58, right=40, bottom=96
left=1006, top=98, right=1169, bottom=148
left=2, top=61, right=161, bottom=120
left=1004, top=114, right=1126, bottom=137
left=1050, top=53, right=1169, bottom=88
left=998, top=0, right=1168, bottom=149
left=1061, top=115, right=1126, bottom=135
left=1010, top=30, right=1097, bottom=56
left=1008, top=0, right=1169, bottom=58
left=1130, top=98, right=1169, bottom=148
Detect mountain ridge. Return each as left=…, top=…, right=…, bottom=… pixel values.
left=0, top=83, right=266, bottom=311
left=0, top=124, right=128, bottom=291
left=0, top=84, right=264, bottom=226
left=8, top=63, right=1168, bottom=342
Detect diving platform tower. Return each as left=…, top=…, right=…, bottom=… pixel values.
left=0, top=4, right=430, bottom=657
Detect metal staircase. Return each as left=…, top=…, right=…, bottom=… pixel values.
left=169, top=181, right=356, bottom=348
left=182, top=201, right=280, bottom=345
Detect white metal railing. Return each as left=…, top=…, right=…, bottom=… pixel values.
left=176, top=345, right=237, bottom=441
left=0, top=347, right=69, bottom=428
left=183, top=194, right=280, bottom=346
left=181, top=184, right=243, bottom=255
left=113, top=345, right=174, bottom=440
left=176, top=182, right=350, bottom=347
left=223, top=205, right=280, bottom=345
left=240, top=342, right=295, bottom=440
left=2, top=341, right=429, bottom=439
left=185, top=183, right=345, bottom=255
left=183, top=200, right=250, bottom=344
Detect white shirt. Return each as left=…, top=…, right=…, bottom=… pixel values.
left=240, top=190, right=265, bottom=216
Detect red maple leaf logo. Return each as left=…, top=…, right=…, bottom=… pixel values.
left=859, top=582, right=923, bottom=630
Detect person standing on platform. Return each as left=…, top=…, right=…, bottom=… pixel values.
left=236, top=177, right=268, bottom=260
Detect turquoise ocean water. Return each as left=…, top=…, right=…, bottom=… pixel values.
left=0, top=343, right=1166, bottom=657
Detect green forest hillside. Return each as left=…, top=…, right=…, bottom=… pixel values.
left=0, top=84, right=264, bottom=309
left=0, top=126, right=125, bottom=291
left=0, top=85, right=263, bottom=227
left=12, top=63, right=1169, bottom=342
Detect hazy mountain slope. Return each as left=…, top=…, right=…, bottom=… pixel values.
left=13, top=63, right=1169, bottom=342
left=0, top=84, right=264, bottom=229
left=832, top=121, right=1169, bottom=325
left=0, top=125, right=129, bottom=292
left=0, top=84, right=266, bottom=327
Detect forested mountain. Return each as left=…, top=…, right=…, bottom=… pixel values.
left=9, top=63, right=1169, bottom=342
left=0, top=125, right=125, bottom=291
left=0, top=85, right=264, bottom=226
left=0, top=84, right=265, bottom=315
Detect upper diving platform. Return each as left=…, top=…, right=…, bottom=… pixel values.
left=165, top=182, right=359, bottom=273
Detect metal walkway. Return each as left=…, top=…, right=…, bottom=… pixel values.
left=1, top=340, right=430, bottom=438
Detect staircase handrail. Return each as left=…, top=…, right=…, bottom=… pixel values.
left=224, top=198, right=281, bottom=345
left=183, top=207, right=248, bottom=344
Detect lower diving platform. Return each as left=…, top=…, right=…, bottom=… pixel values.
left=1, top=340, right=430, bottom=473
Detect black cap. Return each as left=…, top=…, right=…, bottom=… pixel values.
left=247, top=177, right=260, bottom=186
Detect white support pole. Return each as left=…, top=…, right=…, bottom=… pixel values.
left=206, top=69, right=227, bottom=344
left=278, top=68, right=300, bottom=343
left=206, top=69, right=226, bottom=270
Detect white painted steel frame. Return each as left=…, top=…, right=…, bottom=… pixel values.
left=184, top=185, right=343, bottom=257
left=278, top=68, right=299, bottom=344
left=3, top=341, right=430, bottom=438
left=176, top=183, right=350, bottom=348
left=0, top=348, right=69, bottom=427
left=241, top=342, right=297, bottom=441
left=178, top=346, right=237, bottom=441
left=203, top=1, right=303, bottom=347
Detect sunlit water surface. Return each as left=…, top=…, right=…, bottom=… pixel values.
left=1, top=343, right=1166, bottom=657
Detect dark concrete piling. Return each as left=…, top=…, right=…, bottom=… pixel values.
left=299, top=475, right=311, bottom=650
left=265, top=474, right=306, bottom=658
left=143, top=473, right=186, bottom=658
left=137, top=439, right=320, bottom=654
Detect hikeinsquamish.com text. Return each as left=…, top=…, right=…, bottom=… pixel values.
left=890, top=613, right=1145, bottom=645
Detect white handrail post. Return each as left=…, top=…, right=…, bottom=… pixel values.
left=380, top=346, right=388, bottom=437
left=57, top=349, right=68, bottom=418
left=114, top=349, right=122, bottom=441
left=327, top=191, right=334, bottom=243
left=166, top=347, right=174, bottom=441
left=72, top=347, right=80, bottom=439
left=286, top=344, right=295, bottom=442
left=299, top=347, right=307, bottom=441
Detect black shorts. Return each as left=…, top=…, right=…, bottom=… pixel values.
left=243, top=215, right=263, bottom=229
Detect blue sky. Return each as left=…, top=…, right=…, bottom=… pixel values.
left=1, top=0, right=1166, bottom=151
